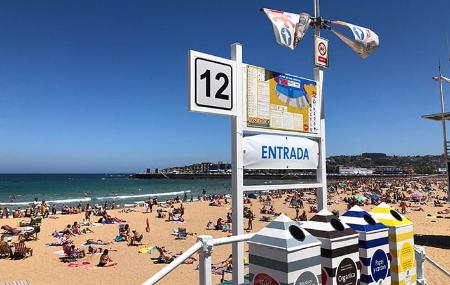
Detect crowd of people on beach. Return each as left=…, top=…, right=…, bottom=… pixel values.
left=1, top=176, right=449, bottom=282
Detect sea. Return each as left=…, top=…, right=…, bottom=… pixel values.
left=0, top=174, right=233, bottom=208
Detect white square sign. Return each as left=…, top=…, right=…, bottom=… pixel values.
left=189, top=50, right=236, bottom=116
left=314, top=36, right=329, bottom=68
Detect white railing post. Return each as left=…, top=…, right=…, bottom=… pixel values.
left=415, top=246, right=427, bottom=285
left=198, top=235, right=213, bottom=285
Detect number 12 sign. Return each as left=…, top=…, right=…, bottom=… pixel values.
left=189, top=50, right=236, bottom=116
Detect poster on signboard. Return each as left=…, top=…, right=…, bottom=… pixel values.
left=246, top=65, right=320, bottom=134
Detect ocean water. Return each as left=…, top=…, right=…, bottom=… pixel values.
left=0, top=174, right=232, bottom=207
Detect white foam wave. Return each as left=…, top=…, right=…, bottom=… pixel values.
left=96, top=190, right=191, bottom=200
left=0, top=197, right=91, bottom=206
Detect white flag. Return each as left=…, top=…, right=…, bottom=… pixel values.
left=331, top=20, right=379, bottom=58
left=296, top=13, right=311, bottom=45
left=262, top=8, right=309, bottom=50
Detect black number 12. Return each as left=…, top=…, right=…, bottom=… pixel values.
left=200, top=70, right=229, bottom=100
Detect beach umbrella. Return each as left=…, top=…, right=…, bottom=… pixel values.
left=355, top=195, right=367, bottom=202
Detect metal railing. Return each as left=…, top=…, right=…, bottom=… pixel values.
left=143, top=236, right=450, bottom=285
left=142, top=233, right=255, bottom=285
left=415, top=246, right=450, bottom=285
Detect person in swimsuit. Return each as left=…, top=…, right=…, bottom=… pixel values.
left=98, top=249, right=117, bottom=267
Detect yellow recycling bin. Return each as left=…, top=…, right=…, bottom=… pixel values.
left=371, top=202, right=416, bottom=285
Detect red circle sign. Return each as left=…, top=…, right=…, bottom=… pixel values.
left=253, top=273, right=279, bottom=285
left=318, top=42, right=327, bottom=56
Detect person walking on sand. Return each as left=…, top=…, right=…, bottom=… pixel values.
left=246, top=211, right=254, bottom=231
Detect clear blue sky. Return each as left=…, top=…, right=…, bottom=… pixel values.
left=0, top=0, right=449, bottom=173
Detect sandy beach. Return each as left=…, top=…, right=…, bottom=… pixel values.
left=1, top=177, right=449, bottom=285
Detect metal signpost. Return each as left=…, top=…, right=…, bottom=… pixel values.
left=187, top=1, right=380, bottom=284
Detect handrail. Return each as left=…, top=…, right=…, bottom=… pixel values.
left=142, top=241, right=202, bottom=285
left=145, top=236, right=450, bottom=285
left=142, top=233, right=255, bottom=285
left=425, top=255, right=450, bottom=277
left=415, top=246, right=450, bottom=285
left=213, top=233, right=254, bottom=246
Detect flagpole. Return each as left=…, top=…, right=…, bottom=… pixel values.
left=314, top=0, right=328, bottom=211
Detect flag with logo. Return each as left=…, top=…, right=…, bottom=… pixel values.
left=331, top=20, right=379, bottom=58
left=262, top=8, right=310, bottom=50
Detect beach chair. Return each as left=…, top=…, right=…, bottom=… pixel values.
left=19, top=226, right=40, bottom=241
left=0, top=241, right=11, bottom=258
left=175, top=228, right=187, bottom=239
left=12, top=242, right=32, bottom=259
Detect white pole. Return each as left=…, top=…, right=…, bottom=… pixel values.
left=198, top=235, right=213, bottom=285
left=231, top=42, right=245, bottom=285
left=314, top=0, right=327, bottom=210
left=415, top=247, right=427, bottom=285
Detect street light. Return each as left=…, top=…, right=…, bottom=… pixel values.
left=423, top=66, right=450, bottom=202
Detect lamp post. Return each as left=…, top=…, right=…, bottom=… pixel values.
left=432, top=68, right=450, bottom=202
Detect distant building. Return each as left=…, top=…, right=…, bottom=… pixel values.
left=145, top=168, right=151, bottom=174
left=374, top=166, right=402, bottom=175
left=362, top=153, right=387, bottom=158
left=438, top=167, right=447, bottom=173
left=339, top=166, right=374, bottom=175
left=154, top=168, right=159, bottom=174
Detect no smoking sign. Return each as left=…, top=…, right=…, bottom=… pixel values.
left=314, top=36, right=329, bottom=68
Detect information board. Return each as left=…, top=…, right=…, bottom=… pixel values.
left=246, top=65, right=320, bottom=134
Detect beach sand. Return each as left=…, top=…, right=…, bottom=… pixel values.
left=0, top=188, right=449, bottom=285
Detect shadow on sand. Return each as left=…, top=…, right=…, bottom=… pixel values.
left=414, top=234, right=450, bottom=249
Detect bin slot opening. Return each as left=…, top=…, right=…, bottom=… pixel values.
left=330, top=218, right=345, bottom=231
left=289, top=225, right=305, bottom=241
left=363, top=214, right=376, bottom=225
left=390, top=209, right=403, bottom=221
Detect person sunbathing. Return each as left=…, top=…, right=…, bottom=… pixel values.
left=119, top=224, right=130, bottom=241
left=88, top=245, right=103, bottom=255
left=86, top=239, right=110, bottom=245
left=1, top=225, right=21, bottom=236
left=215, top=218, right=225, bottom=230
left=63, top=224, right=76, bottom=236
left=437, top=208, right=450, bottom=215
left=63, top=244, right=86, bottom=258
left=154, top=246, right=196, bottom=264
left=213, top=254, right=232, bottom=270
left=128, top=229, right=143, bottom=246
left=98, top=249, right=117, bottom=267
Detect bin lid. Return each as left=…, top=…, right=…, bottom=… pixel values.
left=341, top=205, right=387, bottom=233
left=370, top=202, right=412, bottom=227
left=248, top=214, right=321, bottom=252
left=301, top=209, right=358, bottom=240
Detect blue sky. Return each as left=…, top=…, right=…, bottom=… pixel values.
left=0, top=0, right=449, bottom=173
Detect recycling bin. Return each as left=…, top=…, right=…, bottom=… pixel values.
left=371, top=203, right=416, bottom=285
left=342, top=205, right=391, bottom=285
left=302, top=209, right=360, bottom=285
left=248, top=214, right=322, bottom=285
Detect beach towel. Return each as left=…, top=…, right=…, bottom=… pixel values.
left=67, top=261, right=93, bottom=270
left=114, top=235, right=125, bottom=242
left=0, top=281, right=29, bottom=285
left=52, top=250, right=65, bottom=256
left=138, top=245, right=156, bottom=254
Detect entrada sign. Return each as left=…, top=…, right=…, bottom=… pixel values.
left=243, top=134, right=319, bottom=169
